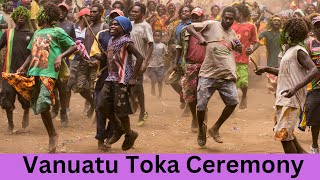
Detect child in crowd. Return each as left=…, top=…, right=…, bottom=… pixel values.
left=147, top=30, right=167, bottom=98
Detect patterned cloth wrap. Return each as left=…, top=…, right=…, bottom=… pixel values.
left=2, top=72, right=56, bottom=114
left=181, top=63, right=202, bottom=103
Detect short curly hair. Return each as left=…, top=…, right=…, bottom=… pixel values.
left=178, top=5, right=194, bottom=19
left=282, top=18, right=308, bottom=45
left=235, top=3, right=250, bottom=18
left=37, top=2, right=61, bottom=25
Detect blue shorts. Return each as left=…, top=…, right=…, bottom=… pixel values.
left=197, top=77, right=239, bottom=111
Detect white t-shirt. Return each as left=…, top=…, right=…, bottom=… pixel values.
left=148, top=42, right=167, bottom=67
left=131, top=20, right=154, bottom=59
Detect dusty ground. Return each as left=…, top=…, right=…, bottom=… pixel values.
left=0, top=74, right=314, bottom=154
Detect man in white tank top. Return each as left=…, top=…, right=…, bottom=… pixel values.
left=255, top=18, right=318, bottom=154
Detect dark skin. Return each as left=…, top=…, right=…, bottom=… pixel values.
left=169, top=6, right=192, bottom=109
left=211, top=6, right=220, bottom=19
left=308, top=21, right=320, bottom=149
left=88, top=6, right=108, bottom=66
left=109, top=20, right=144, bottom=135
left=165, top=5, right=178, bottom=26
left=150, top=31, right=164, bottom=98
left=130, top=5, right=154, bottom=73
left=172, top=7, right=192, bottom=69
left=252, top=18, right=281, bottom=53
left=0, top=15, right=30, bottom=134
left=255, top=44, right=318, bottom=154
left=184, top=11, right=242, bottom=145
left=176, top=13, right=206, bottom=132
left=16, top=19, right=77, bottom=153
left=103, top=0, right=111, bottom=10
left=59, top=6, right=69, bottom=22
left=130, top=5, right=154, bottom=118
left=234, top=7, right=259, bottom=109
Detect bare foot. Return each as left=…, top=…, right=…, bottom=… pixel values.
left=48, top=135, right=59, bottom=153
left=181, top=105, right=190, bottom=117
left=239, top=96, right=247, bottom=109
left=191, top=119, right=198, bottom=133
left=98, top=141, right=108, bottom=151
left=151, top=88, right=156, bottom=96
left=6, top=126, right=14, bottom=135
left=22, top=113, right=29, bottom=129
left=208, top=128, right=223, bottom=143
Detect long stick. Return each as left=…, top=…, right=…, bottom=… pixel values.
left=250, top=57, right=258, bottom=70
left=83, top=16, right=105, bottom=53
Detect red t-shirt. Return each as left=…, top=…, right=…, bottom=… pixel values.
left=185, top=35, right=206, bottom=64
left=231, top=22, right=258, bottom=64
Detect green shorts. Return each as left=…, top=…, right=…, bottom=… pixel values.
left=236, top=63, right=249, bottom=88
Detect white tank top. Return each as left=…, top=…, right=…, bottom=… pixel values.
left=275, top=45, right=308, bottom=108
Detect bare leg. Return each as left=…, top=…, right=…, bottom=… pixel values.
left=151, top=81, right=156, bottom=96
left=189, top=100, right=198, bottom=133
left=311, top=126, right=320, bottom=148
left=281, top=140, right=298, bottom=154
left=22, top=108, right=30, bottom=129
left=197, top=110, right=207, bottom=147
left=5, top=109, right=14, bottom=134
left=158, top=82, right=163, bottom=98
left=239, top=87, right=248, bottom=109
left=80, top=90, right=94, bottom=118
left=292, top=135, right=307, bottom=153
left=40, top=109, right=58, bottom=153
left=209, top=104, right=237, bottom=143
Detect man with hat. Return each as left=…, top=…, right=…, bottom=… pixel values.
left=49, top=2, right=76, bottom=127
left=176, top=7, right=206, bottom=133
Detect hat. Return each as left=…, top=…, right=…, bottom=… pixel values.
left=58, top=3, right=70, bottom=11
left=312, top=16, right=320, bottom=25
left=109, top=9, right=124, bottom=17
left=191, top=7, right=204, bottom=16
left=79, top=8, right=90, bottom=17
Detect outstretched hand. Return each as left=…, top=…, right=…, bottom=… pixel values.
left=254, top=67, right=266, bottom=76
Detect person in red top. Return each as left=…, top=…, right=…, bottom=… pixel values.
left=177, top=7, right=206, bottom=133
left=231, top=3, right=259, bottom=109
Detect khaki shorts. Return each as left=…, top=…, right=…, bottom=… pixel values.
left=274, top=106, right=300, bottom=141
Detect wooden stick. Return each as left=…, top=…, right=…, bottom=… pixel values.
left=82, top=16, right=105, bottom=53
left=250, top=57, right=258, bottom=70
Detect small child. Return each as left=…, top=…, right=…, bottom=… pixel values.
left=146, top=30, right=167, bottom=98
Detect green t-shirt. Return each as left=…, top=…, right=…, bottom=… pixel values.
left=27, top=27, right=75, bottom=79
left=258, top=30, right=281, bottom=68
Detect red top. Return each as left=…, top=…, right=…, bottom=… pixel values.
left=231, top=22, right=258, bottom=64
left=186, top=35, right=206, bottom=64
